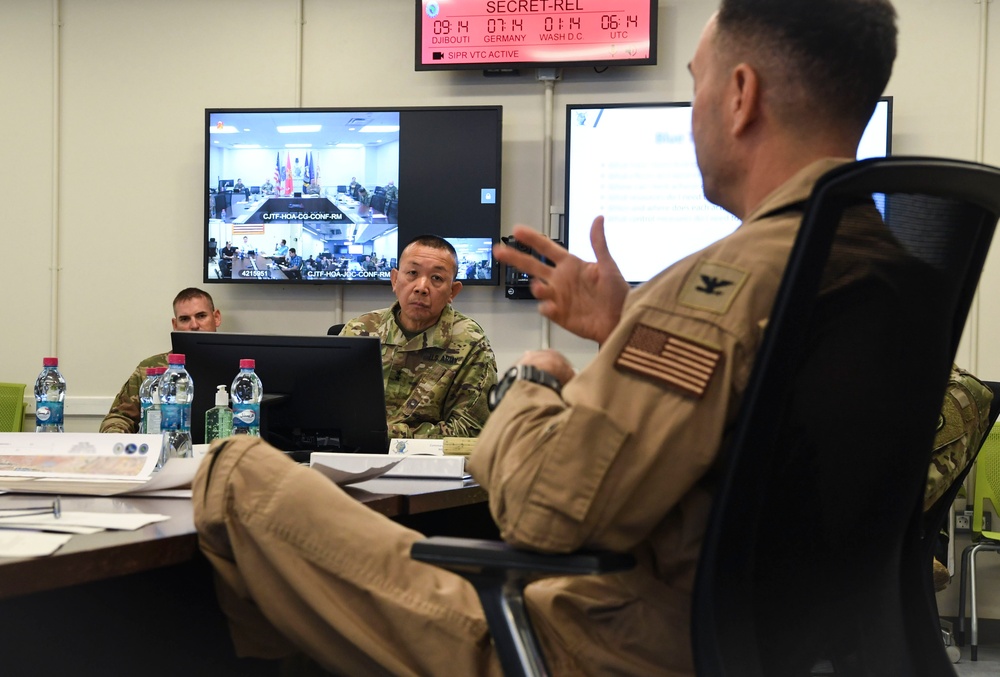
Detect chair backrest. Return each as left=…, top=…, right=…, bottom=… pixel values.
left=0, top=383, right=26, bottom=432
left=691, top=157, right=1000, bottom=677
left=327, top=323, right=345, bottom=336
left=971, top=422, right=1000, bottom=540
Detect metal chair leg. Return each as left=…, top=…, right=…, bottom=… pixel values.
left=957, top=542, right=976, bottom=646
left=970, top=543, right=987, bottom=661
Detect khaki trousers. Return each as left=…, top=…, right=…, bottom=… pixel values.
left=193, top=437, right=503, bottom=676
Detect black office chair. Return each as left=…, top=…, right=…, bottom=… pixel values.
left=411, top=157, right=1000, bottom=677
left=327, top=324, right=345, bottom=336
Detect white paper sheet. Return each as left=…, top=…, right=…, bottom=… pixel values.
left=0, top=511, right=170, bottom=532
left=311, top=453, right=467, bottom=479
left=0, top=531, right=74, bottom=557
left=309, top=456, right=402, bottom=485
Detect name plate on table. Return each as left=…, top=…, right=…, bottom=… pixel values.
left=388, top=437, right=477, bottom=456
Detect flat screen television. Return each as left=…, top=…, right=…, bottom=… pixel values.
left=415, top=0, right=656, bottom=71
left=205, top=106, right=502, bottom=285
left=563, top=97, right=894, bottom=285
left=171, top=332, right=389, bottom=454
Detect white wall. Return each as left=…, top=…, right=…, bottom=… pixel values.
left=3, top=0, right=1000, bottom=615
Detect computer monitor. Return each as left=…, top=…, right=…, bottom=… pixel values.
left=205, top=106, right=502, bottom=286
left=171, top=332, right=388, bottom=454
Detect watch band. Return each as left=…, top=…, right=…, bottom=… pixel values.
left=488, top=364, right=562, bottom=411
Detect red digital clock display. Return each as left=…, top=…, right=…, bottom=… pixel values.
left=416, top=0, right=656, bottom=70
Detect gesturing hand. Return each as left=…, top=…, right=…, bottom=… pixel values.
left=494, top=216, right=630, bottom=345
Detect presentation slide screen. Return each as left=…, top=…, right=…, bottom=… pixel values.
left=205, top=106, right=502, bottom=286
left=563, top=98, right=892, bottom=285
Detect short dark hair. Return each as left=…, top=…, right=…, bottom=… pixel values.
left=399, top=235, right=459, bottom=280
left=716, top=0, right=897, bottom=131
left=173, top=287, right=215, bottom=312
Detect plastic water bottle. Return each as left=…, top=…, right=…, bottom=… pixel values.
left=205, top=385, right=234, bottom=443
left=231, top=359, right=263, bottom=437
left=142, top=366, right=166, bottom=435
left=138, top=367, right=157, bottom=434
left=34, top=357, right=66, bottom=433
left=159, top=353, right=194, bottom=466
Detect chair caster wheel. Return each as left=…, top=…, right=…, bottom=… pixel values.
left=947, top=645, right=961, bottom=663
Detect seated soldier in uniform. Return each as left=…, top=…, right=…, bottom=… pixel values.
left=338, top=234, right=497, bottom=438
left=100, top=288, right=222, bottom=433
left=926, top=365, right=994, bottom=590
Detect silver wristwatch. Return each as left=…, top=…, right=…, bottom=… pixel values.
left=488, top=364, right=562, bottom=411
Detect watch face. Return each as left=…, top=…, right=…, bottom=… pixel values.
left=487, top=382, right=503, bottom=411
left=488, top=367, right=518, bottom=411
left=489, top=365, right=562, bottom=411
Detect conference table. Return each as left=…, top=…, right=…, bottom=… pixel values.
left=232, top=193, right=389, bottom=228
left=0, top=477, right=494, bottom=675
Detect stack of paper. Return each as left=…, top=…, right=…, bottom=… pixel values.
left=0, top=433, right=201, bottom=496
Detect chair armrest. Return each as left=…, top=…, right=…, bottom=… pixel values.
left=411, top=536, right=636, bottom=578
left=411, top=537, right=636, bottom=677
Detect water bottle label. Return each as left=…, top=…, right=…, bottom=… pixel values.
left=36, top=402, right=64, bottom=426
left=161, top=403, right=182, bottom=430
left=145, top=408, right=162, bottom=435
left=161, top=404, right=192, bottom=431
left=233, top=403, right=260, bottom=429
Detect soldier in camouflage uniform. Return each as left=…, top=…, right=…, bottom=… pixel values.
left=384, top=180, right=398, bottom=207
left=926, top=365, right=994, bottom=511
left=927, top=365, right=994, bottom=590
left=339, top=235, right=496, bottom=438
left=100, top=288, right=222, bottom=434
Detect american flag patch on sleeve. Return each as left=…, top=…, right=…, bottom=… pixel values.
left=614, top=324, right=723, bottom=398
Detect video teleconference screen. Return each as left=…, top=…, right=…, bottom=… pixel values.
left=205, top=106, right=502, bottom=286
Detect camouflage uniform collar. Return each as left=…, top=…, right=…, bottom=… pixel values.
left=385, top=302, right=455, bottom=351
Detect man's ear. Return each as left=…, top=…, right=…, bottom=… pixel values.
left=729, top=63, right=761, bottom=137
left=450, top=280, right=464, bottom=302
left=171, top=318, right=179, bottom=331
left=390, top=267, right=399, bottom=292
left=213, top=310, right=222, bottom=329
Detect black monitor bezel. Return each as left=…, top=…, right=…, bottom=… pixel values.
left=171, top=331, right=388, bottom=454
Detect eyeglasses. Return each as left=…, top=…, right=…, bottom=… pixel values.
left=0, top=497, right=61, bottom=520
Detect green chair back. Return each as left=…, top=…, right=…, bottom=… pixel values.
left=0, top=383, right=26, bottom=432
left=972, top=422, right=1000, bottom=540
